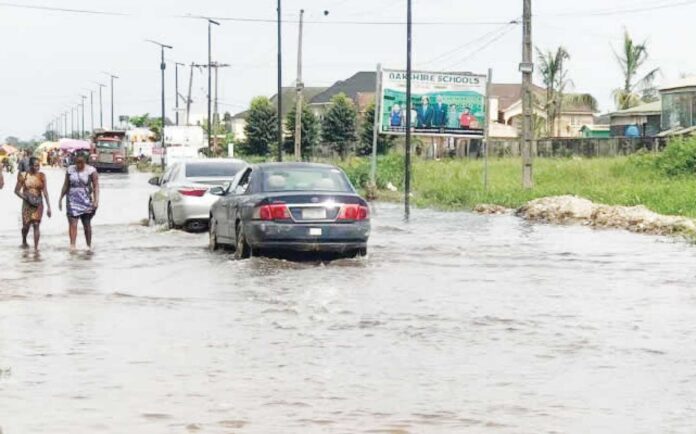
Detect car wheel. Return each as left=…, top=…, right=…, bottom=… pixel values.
left=234, top=222, right=251, bottom=260
left=209, top=218, right=219, bottom=252
left=148, top=201, right=156, bottom=225
left=347, top=247, right=368, bottom=258
left=167, top=204, right=176, bottom=230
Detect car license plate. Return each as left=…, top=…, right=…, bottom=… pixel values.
left=302, top=208, right=326, bottom=220
left=309, top=228, right=322, bottom=236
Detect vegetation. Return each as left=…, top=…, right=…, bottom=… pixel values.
left=284, top=102, right=320, bottom=159
left=357, top=102, right=396, bottom=156
left=613, top=30, right=660, bottom=109
left=321, top=93, right=358, bottom=159
left=337, top=145, right=696, bottom=218
left=240, top=97, right=277, bottom=156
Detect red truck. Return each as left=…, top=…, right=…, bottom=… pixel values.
left=90, top=130, right=129, bottom=173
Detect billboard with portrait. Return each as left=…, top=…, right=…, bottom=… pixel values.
left=379, top=69, right=487, bottom=138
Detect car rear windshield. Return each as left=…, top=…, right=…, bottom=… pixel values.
left=185, top=162, right=244, bottom=178
left=262, top=167, right=353, bottom=193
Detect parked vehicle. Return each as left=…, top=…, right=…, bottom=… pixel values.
left=208, top=162, right=370, bottom=259
left=90, top=130, right=129, bottom=173
left=148, top=159, right=247, bottom=232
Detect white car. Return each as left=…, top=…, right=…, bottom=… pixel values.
left=148, top=159, right=247, bottom=232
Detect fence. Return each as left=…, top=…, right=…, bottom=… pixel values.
left=487, top=137, right=666, bottom=158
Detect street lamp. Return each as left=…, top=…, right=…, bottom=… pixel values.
left=277, top=0, right=283, bottom=162
left=102, top=72, right=119, bottom=130
left=79, top=95, right=87, bottom=139
left=207, top=18, right=220, bottom=152
left=174, top=62, right=185, bottom=126
left=93, top=82, right=107, bottom=129
left=146, top=39, right=173, bottom=168
left=83, top=88, right=95, bottom=134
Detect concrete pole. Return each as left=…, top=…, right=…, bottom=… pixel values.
left=484, top=68, right=492, bottom=192
left=294, top=9, right=305, bottom=161
left=521, top=0, right=534, bottom=189
left=186, top=63, right=194, bottom=126
left=370, top=63, right=382, bottom=187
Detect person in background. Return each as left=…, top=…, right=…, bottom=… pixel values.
left=459, top=106, right=477, bottom=129
left=0, top=162, right=4, bottom=190
left=59, top=151, right=100, bottom=251
left=14, top=156, right=52, bottom=250
left=432, top=95, right=449, bottom=128
left=447, top=105, right=460, bottom=129
left=390, top=104, right=403, bottom=127
left=417, top=96, right=434, bottom=128
left=17, top=148, right=33, bottom=175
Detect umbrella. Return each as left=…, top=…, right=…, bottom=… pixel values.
left=58, top=139, right=91, bottom=152
left=0, top=144, right=18, bottom=154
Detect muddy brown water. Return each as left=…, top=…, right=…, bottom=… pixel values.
left=1, top=168, right=696, bottom=433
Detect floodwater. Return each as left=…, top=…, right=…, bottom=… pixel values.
left=1, top=168, right=696, bottom=434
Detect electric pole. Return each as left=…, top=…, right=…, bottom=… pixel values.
left=175, top=62, right=184, bottom=126
left=521, top=0, right=534, bottom=189
left=186, top=63, right=196, bottom=126
left=207, top=18, right=220, bottom=152
left=94, top=82, right=106, bottom=129
left=80, top=95, right=86, bottom=139
left=103, top=72, right=119, bottom=130
left=88, top=89, right=94, bottom=133
left=146, top=40, right=173, bottom=168
left=277, top=0, right=283, bottom=162
left=404, top=0, right=413, bottom=221
left=212, top=61, right=231, bottom=152
left=64, top=111, right=68, bottom=138
left=294, top=9, right=305, bottom=161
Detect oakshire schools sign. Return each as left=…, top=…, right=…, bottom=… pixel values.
left=379, top=69, right=487, bottom=138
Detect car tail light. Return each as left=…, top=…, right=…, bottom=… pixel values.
left=255, top=203, right=291, bottom=221
left=337, top=204, right=369, bottom=221
left=178, top=188, right=208, bottom=197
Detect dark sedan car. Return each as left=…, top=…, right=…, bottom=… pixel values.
left=208, top=162, right=370, bottom=259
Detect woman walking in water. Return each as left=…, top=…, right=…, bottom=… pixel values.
left=59, top=151, right=99, bottom=250
left=14, top=157, right=52, bottom=250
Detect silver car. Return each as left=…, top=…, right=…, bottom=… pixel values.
left=148, top=159, right=247, bottom=232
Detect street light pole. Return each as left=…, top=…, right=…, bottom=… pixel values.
left=208, top=18, right=220, bottom=153
left=294, top=9, right=305, bottom=161
left=404, top=0, right=413, bottom=221
left=175, top=62, right=184, bottom=126
left=64, top=111, right=68, bottom=139
left=80, top=95, right=86, bottom=139
left=277, top=0, right=283, bottom=162
left=146, top=40, right=173, bottom=169
left=102, top=72, right=119, bottom=130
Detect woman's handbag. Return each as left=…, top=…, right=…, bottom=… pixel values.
left=25, top=192, right=42, bottom=207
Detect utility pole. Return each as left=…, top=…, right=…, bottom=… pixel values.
left=186, top=63, right=196, bottom=126
left=64, top=111, right=68, bottom=138
left=404, top=0, right=413, bottom=221
left=212, top=62, right=231, bottom=152
left=175, top=62, right=184, bottom=126
left=94, top=82, right=106, bottom=129
left=521, top=0, right=534, bottom=189
left=294, top=9, right=305, bottom=161
left=88, top=89, right=94, bottom=133
left=146, top=40, right=173, bottom=168
left=103, top=72, right=119, bottom=130
left=80, top=95, right=86, bottom=139
left=207, top=18, right=220, bottom=152
left=370, top=63, right=382, bottom=187
left=277, top=0, right=283, bottom=162
left=71, top=106, right=75, bottom=138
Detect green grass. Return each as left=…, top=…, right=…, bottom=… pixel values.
left=337, top=155, right=696, bottom=218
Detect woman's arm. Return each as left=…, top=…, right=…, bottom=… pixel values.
left=59, top=173, right=69, bottom=211
left=42, top=173, right=52, bottom=217
left=14, top=173, right=24, bottom=200
left=91, top=171, right=100, bottom=210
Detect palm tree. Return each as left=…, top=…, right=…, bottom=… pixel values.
left=613, top=30, right=660, bottom=110
left=536, top=46, right=570, bottom=137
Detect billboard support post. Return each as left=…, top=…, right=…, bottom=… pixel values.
left=370, top=63, right=382, bottom=189
left=484, top=68, right=492, bottom=192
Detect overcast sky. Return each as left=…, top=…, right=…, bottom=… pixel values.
left=1, top=0, right=694, bottom=140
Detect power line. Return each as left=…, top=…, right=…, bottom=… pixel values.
left=543, top=0, right=696, bottom=17
left=0, top=2, right=127, bottom=16
left=442, top=24, right=518, bottom=70
left=181, top=14, right=512, bottom=26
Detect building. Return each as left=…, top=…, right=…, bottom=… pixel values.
left=488, top=83, right=597, bottom=138
left=660, top=77, right=696, bottom=132
left=608, top=101, right=661, bottom=137
left=308, top=71, right=377, bottom=117
left=580, top=124, right=611, bottom=138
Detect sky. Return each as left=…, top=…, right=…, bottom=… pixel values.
left=1, top=0, right=695, bottom=141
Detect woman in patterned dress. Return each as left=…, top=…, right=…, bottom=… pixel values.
left=14, top=157, right=52, bottom=250
left=59, top=152, right=100, bottom=250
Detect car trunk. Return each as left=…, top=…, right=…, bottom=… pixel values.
left=261, top=192, right=364, bottom=222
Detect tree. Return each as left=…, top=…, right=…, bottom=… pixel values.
left=130, top=113, right=151, bottom=128
left=241, top=97, right=277, bottom=156
left=536, top=46, right=570, bottom=137
left=285, top=103, right=320, bottom=159
left=4, top=136, right=19, bottom=146
left=613, top=30, right=660, bottom=110
left=357, top=102, right=396, bottom=156
left=321, top=93, right=357, bottom=159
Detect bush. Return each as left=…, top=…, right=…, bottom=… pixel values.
left=338, top=154, right=405, bottom=189
left=654, top=137, right=696, bottom=176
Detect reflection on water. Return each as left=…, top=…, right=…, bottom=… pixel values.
left=1, top=168, right=696, bottom=433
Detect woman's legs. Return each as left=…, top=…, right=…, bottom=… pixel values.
left=68, top=217, right=78, bottom=249
left=32, top=222, right=40, bottom=251
left=21, top=224, right=30, bottom=247
left=81, top=214, right=93, bottom=248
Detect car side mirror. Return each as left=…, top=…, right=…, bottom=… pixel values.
left=209, top=186, right=225, bottom=196
left=148, top=176, right=160, bottom=186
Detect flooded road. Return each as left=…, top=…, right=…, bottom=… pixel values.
left=1, top=168, right=696, bottom=433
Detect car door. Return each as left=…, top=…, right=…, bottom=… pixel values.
left=213, top=179, right=237, bottom=240
left=153, top=164, right=175, bottom=221
left=229, top=168, right=255, bottom=240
